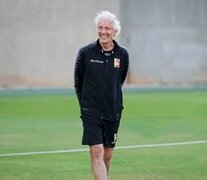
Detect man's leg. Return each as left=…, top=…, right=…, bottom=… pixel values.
left=90, top=144, right=107, bottom=180
left=103, top=147, right=114, bottom=176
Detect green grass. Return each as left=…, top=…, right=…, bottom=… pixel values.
left=0, top=89, right=207, bottom=180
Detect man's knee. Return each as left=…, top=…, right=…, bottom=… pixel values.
left=90, top=144, right=104, bottom=161
left=104, top=147, right=113, bottom=162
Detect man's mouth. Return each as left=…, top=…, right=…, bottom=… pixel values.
left=100, top=35, right=108, bottom=39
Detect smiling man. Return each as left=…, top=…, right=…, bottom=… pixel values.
left=74, top=11, right=129, bottom=180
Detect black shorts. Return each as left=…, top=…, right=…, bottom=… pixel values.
left=81, top=115, right=121, bottom=147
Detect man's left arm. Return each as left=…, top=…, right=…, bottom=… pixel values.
left=121, top=51, right=129, bottom=86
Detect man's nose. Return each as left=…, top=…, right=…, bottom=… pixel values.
left=101, top=28, right=107, bottom=33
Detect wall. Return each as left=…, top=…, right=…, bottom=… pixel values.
left=0, top=0, right=120, bottom=87
left=0, top=0, right=207, bottom=88
left=120, top=0, right=207, bottom=85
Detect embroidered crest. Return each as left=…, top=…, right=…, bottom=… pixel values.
left=114, top=58, right=120, bottom=68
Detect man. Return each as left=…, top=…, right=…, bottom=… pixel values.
left=74, top=10, right=129, bottom=180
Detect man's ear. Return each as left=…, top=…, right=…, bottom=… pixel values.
left=113, top=31, right=117, bottom=37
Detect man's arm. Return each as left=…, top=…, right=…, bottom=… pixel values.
left=121, top=50, right=129, bottom=86
left=74, top=48, right=85, bottom=106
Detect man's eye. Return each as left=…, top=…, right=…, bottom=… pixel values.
left=98, top=27, right=112, bottom=31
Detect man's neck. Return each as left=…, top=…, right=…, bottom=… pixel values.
left=100, top=41, right=114, bottom=51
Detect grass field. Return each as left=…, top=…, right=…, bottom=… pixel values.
left=0, top=88, right=207, bottom=180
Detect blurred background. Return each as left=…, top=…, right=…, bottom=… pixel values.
left=0, top=0, right=207, bottom=89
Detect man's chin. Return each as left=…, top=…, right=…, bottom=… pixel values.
left=99, top=39, right=108, bottom=44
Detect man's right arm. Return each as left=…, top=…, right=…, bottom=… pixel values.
left=74, top=48, right=85, bottom=106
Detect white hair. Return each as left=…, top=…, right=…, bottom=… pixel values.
left=94, top=11, right=121, bottom=36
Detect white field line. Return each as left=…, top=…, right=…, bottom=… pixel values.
left=0, top=140, right=207, bottom=157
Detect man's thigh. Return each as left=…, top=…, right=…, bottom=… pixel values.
left=81, top=115, right=103, bottom=146
left=103, top=119, right=120, bottom=147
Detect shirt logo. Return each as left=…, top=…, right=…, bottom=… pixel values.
left=114, top=58, right=120, bottom=68
left=90, top=59, right=104, bottom=64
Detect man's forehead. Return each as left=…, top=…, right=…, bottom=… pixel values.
left=98, top=20, right=112, bottom=27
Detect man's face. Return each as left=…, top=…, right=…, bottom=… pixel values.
left=97, top=20, right=115, bottom=44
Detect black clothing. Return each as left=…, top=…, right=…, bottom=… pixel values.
left=81, top=115, right=120, bottom=147
left=74, top=39, right=129, bottom=121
